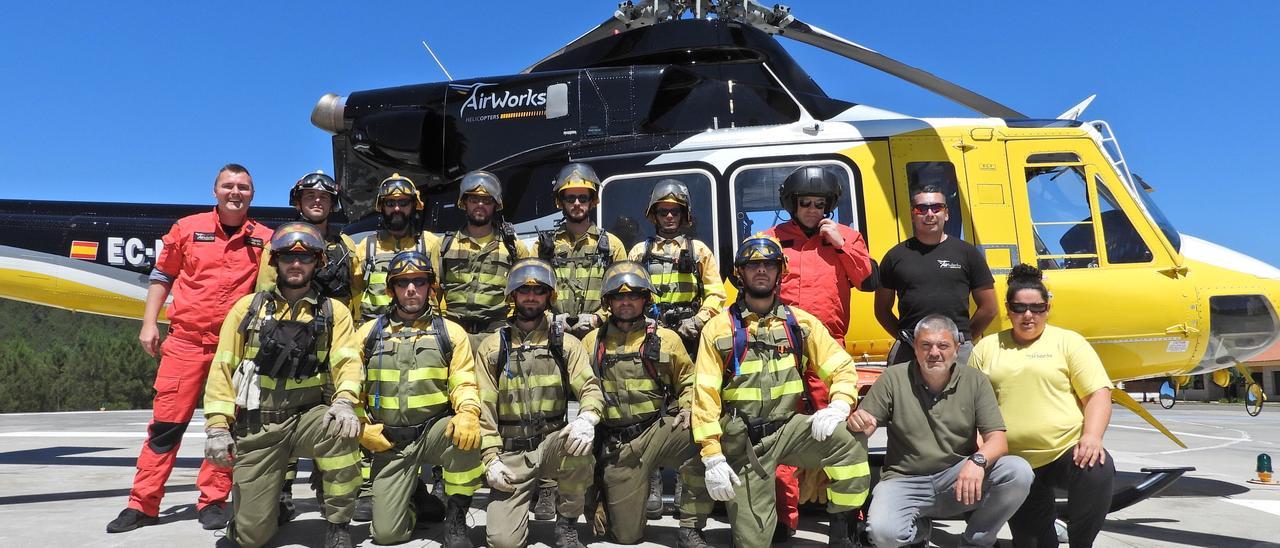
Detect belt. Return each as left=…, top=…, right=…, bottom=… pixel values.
left=498, top=415, right=567, bottom=452
left=724, top=407, right=787, bottom=445
left=382, top=413, right=449, bottom=446
left=603, top=413, right=661, bottom=445
left=237, top=402, right=322, bottom=429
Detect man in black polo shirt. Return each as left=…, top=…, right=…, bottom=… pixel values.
left=849, top=314, right=1031, bottom=547
left=875, top=185, right=996, bottom=366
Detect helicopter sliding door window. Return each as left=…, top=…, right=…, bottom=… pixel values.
left=906, top=162, right=964, bottom=240
left=728, top=161, right=859, bottom=246
left=598, top=170, right=718, bottom=252
left=1023, top=154, right=1099, bottom=269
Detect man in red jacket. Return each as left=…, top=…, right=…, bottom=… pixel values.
left=764, top=165, right=874, bottom=540
left=107, top=164, right=276, bottom=534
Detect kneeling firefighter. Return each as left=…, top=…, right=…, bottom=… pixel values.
left=355, top=250, right=483, bottom=547
left=202, top=222, right=364, bottom=548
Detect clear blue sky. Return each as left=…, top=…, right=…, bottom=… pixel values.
left=2, top=2, right=1275, bottom=265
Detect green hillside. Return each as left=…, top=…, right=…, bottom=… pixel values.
left=0, top=300, right=157, bottom=412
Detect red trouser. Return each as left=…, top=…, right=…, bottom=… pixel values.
left=126, top=335, right=232, bottom=516
left=775, top=364, right=832, bottom=529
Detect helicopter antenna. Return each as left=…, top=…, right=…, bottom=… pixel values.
left=421, top=40, right=454, bottom=81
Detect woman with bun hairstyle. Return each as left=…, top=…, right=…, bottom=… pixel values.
left=968, top=264, right=1114, bottom=547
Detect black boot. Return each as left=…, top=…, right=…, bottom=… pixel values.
left=443, top=495, right=473, bottom=548
left=105, top=508, right=157, bottom=533
left=554, top=515, right=585, bottom=548
left=677, top=526, right=711, bottom=548
left=829, top=511, right=858, bottom=548
left=645, top=470, right=663, bottom=519
left=278, top=486, right=298, bottom=525
left=414, top=478, right=446, bottom=523
left=352, top=496, right=373, bottom=522
left=324, top=522, right=353, bottom=548
left=532, top=485, right=557, bottom=520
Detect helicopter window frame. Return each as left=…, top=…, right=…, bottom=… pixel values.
left=597, top=168, right=720, bottom=253
left=1094, top=175, right=1154, bottom=265
left=727, top=160, right=859, bottom=246
left=1023, top=161, right=1101, bottom=270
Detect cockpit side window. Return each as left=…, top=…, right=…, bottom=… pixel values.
left=598, top=171, right=717, bottom=252
left=1095, top=177, right=1153, bottom=264
left=729, top=162, right=859, bottom=245
left=1024, top=164, right=1098, bottom=269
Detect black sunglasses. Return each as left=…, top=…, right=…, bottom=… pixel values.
left=1008, top=302, right=1048, bottom=314
left=912, top=203, right=946, bottom=215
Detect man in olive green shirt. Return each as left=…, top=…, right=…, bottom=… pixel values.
left=848, top=314, right=1031, bottom=547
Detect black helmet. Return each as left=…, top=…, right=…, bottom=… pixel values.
left=778, top=165, right=841, bottom=215
left=385, top=250, right=436, bottom=298
left=289, top=171, right=342, bottom=213
left=457, top=170, right=504, bottom=211
left=600, top=261, right=654, bottom=300
left=733, top=234, right=788, bottom=274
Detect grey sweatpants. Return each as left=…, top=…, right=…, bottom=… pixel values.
left=867, top=456, right=1033, bottom=547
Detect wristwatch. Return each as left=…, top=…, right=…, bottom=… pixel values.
left=968, top=453, right=988, bottom=469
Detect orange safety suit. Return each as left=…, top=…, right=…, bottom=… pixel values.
left=764, top=219, right=873, bottom=531
left=126, top=209, right=273, bottom=517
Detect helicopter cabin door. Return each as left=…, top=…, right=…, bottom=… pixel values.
left=1005, top=138, right=1197, bottom=380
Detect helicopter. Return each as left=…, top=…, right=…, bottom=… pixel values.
left=0, top=0, right=1276, bottom=512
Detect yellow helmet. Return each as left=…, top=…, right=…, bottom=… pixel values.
left=601, top=261, right=654, bottom=300
left=552, top=162, right=600, bottom=208
left=384, top=250, right=436, bottom=298
left=375, top=173, right=424, bottom=211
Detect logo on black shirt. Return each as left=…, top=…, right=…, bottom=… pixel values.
left=937, top=259, right=962, bottom=270
left=193, top=232, right=216, bottom=242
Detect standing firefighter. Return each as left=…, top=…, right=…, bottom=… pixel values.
left=692, top=235, right=871, bottom=548
left=356, top=250, right=483, bottom=547
left=353, top=173, right=442, bottom=322
left=439, top=170, right=529, bottom=341
left=202, top=222, right=364, bottom=548
left=538, top=162, right=627, bottom=338
left=258, top=170, right=360, bottom=521
left=581, top=261, right=713, bottom=547
left=474, top=259, right=604, bottom=548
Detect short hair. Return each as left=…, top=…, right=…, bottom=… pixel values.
left=914, top=313, right=959, bottom=344
left=910, top=185, right=945, bottom=203
left=215, top=163, right=252, bottom=186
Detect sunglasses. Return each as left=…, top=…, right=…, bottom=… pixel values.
left=1008, top=302, right=1048, bottom=314
left=392, top=277, right=432, bottom=288
left=516, top=286, right=551, bottom=296
left=277, top=253, right=317, bottom=265
left=654, top=207, right=683, bottom=217
left=384, top=198, right=414, bottom=209
left=912, top=203, right=947, bottom=215
left=465, top=195, right=496, bottom=206
left=560, top=193, right=593, bottom=204
left=798, top=198, right=828, bottom=210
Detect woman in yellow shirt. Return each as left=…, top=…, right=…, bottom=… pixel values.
left=969, top=264, right=1114, bottom=547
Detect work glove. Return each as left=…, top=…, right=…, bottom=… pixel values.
left=359, top=422, right=394, bottom=452
left=676, top=316, right=703, bottom=341
left=325, top=398, right=360, bottom=439
left=562, top=411, right=599, bottom=456
left=569, top=313, right=599, bottom=336
left=702, top=455, right=741, bottom=501
left=673, top=408, right=692, bottom=430
left=553, top=313, right=572, bottom=332
left=445, top=406, right=482, bottom=451
left=809, top=399, right=852, bottom=442
left=486, top=459, right=516, bottom=492
left=204, top=427, right=235, bottom=468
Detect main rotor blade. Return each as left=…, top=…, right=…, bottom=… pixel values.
left=522, top=14, right=632, bottom=74
left=777, top=19, right=1026, bottom=118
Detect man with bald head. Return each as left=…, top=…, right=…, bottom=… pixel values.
left=848, top=314, right=1032, bottom=547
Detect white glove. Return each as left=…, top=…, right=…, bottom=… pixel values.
left=563, top=411, right=598, bottom=456
left=810, top=399, right=852, bottom=442
left=702, top=455, right=741, bottom=501
left=486, top=459, right=516, bottom=492
left=554, top=313, right=572, bottom=331
left=325, top=398, right=361, bottom=439
left=204, top=427, right=235, bottom=468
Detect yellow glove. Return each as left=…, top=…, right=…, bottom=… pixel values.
left=798, top=468, right=830, bottom=504
left=359, top=422, right=394, bottom=452
left=445, top=406, right=481, bottom=451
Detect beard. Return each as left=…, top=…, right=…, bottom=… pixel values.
left=467, top=212, right=491, bottom=227
left=383, top=211, right=411, bottom=231
left=277, top=274, right=312, bottom=291
left=515, top=303, right=545, bottom=321
left=743, top=282, right=776, bottom=299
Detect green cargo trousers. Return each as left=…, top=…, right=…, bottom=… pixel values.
left=720, top=413, right=871, bottom=548
left=485, top=431, right=595, bottom=548
left=599, top=415, right=711, bottom=543
left=230, top=405, right=361, bottom=548
left=368, top=416, right=484, bottom=544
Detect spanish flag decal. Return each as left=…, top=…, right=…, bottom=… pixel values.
left=69, top=240, right=99, bottom=260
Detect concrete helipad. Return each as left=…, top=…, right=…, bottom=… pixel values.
left=2, top=404, right=1279, bottom=547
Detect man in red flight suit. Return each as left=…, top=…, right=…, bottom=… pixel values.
left=106, top=164, right=276, bottom=534
left=764, top=165, right=874, bottom=541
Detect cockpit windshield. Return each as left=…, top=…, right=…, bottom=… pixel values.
left=1137, top=185, right=1181, bottom=253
